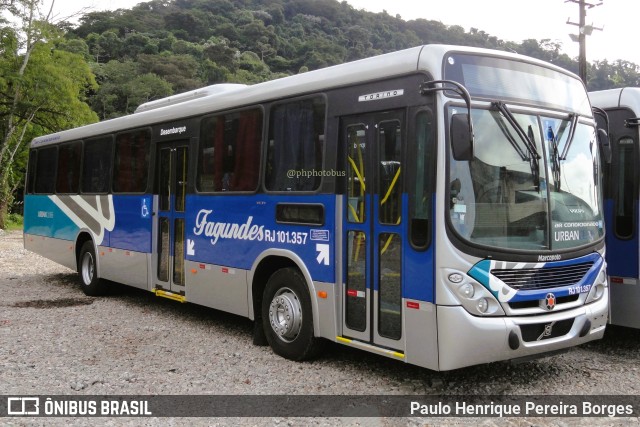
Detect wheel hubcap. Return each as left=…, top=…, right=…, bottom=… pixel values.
left=268, top=288, right=302, bottom=342
left=81, top=252, right=94, bottom=285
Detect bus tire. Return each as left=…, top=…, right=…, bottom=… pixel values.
left=252, top=318, right=268, bottom=346
left=78, top=241, right=107, bottom=296
left=261, top=267, right=323, bottom=361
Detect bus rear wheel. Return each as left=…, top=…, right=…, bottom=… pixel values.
left=78, top=241, right=107, bottom=296
left=261, top=268, right=323, bottom=361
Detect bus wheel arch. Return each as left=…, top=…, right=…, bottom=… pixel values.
left=75, top=232, right=94, bottom=272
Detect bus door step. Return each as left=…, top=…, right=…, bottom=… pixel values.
left=336, top=336, right=405, bottom=361
left=152, top=288, right=187, bottom=303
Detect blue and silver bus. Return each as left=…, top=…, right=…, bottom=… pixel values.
left=24, top=45, right=609, bottom=371
left=589, top=87, right=640, bottom=328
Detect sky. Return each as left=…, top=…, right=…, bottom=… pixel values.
left=47, top=0, right=639, bottom=65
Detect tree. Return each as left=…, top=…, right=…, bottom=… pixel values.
left=90, top=59, right=172, bottom=119
left=0, top=0, right=98, bottom=228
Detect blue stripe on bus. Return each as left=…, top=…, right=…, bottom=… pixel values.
left=604, top=198, right=639, bottom=279
left=468, top=252, right=604, bottom=302
left=24, top=194, right=152, bottom=252
left=401, top=193, right=435, bottom=303
left=110, top=195, right=152, bottom=252
left=24, top=191, right=435, bottom=302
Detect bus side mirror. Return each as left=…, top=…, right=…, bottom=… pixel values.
left=450, top=113, right=474, bottom=161
left=597, top=128, right=612, bottom=164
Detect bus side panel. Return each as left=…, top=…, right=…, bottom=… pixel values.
left=404, top=300, right=438, bottom=370
left=98, top=246, right=148, bottom=289
left=609, top=282, right=640, bottom=328
left=185, top=194, right=336, bottom=284
left=184, top=260, right=249, bottom=317
left=24, top=194, right=80, bottom=270
left=109, top=195, right=153, bottom=253
left=24, top=194, right=79, bottom=241
left=402, top=194, right=435, bottom=303
left=604, top=199, right=639, bottom=279
left=402, top=195, right=437, bottom=369
left=24, top=234, right=77, bottom=271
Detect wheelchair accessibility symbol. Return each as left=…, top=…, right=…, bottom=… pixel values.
left=141, top=198, right=151, bottom=219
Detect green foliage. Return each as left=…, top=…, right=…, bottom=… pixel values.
left=90, top=59, right=172, bottom=119
left=61, top=0, right=640, bottom=101
left=5, top=213, right=23, bottom=230
left=0, top=0, right=99, bottom=228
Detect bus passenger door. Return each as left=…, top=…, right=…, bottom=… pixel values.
left=340, top=111, right=405, bottom=351
left=155, top=141, right=190, bottom=294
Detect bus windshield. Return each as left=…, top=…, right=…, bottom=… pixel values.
left=444, top=53, right=591, bottom=115
left=448, top=107, right=604, bottom=251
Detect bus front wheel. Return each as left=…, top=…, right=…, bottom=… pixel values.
left=78, top=241, right=107, bottom=296
left=261, top=268, right=322, bottom=361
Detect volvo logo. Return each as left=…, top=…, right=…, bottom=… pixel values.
left=538, top=321, right=556, bottom=341
left=545, top=293, right=557, bottom=311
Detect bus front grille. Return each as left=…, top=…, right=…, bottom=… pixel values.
left=491, top=262, right=593, bottom=291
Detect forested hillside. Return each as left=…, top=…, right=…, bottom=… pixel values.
left=60, top=0, right=640, bottom=119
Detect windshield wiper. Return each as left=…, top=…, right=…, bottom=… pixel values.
left=559, top=113, right=579, bottom=160
left=548, top=113, right=579, bottom=191
left=492, top=102, right=541, bottom=189
left=547, top=125, right=561, bottom=191
left=492, top=102, right=540, bottom=160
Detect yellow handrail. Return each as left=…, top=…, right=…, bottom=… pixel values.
left=380, top=166, right=401, bottom=206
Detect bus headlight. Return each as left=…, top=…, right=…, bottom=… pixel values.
left=445, top=270, right=505, bottom=316
left=460, top=283, right=475, bottom=298
left=448, top=273, right=464, bottom=284
left=585, top=266, right=608, bottom=304
left=477, top=298, right=489, bottom=313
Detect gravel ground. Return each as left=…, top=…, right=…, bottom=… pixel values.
left=1, top=229, right=640, bottom=426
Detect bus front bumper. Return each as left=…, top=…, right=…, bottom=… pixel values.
left=436, top=292, right=608, bottom=371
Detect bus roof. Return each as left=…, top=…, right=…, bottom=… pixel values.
left=589, top=87, right=640, bottom=113
left=31, top=44, right=578, bottom=148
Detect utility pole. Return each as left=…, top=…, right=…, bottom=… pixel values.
left=566, top=0, right=603, bottom=83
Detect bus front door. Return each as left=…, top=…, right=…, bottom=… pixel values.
left=341, top=111, right=405, bottom=351
left=155, top=141, right=190, bottom=295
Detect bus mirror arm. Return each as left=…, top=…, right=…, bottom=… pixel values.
left=592, top=106, right=612, bottom=164
left=597, top=128, right=611, bottom=164
left=420, top=80, right=474, bottom=161
left=624, top=117, right=640, bottom=127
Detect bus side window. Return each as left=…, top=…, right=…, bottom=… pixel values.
left=230, top=109, right=262, bottom=191
left=378, top=119, right=402, bottom=225
left=82, top=136, right=114, bottom=194
left=197, top=108, right=263, bottom=193
left=266, top=97, right=325, bottom=191
left=615, top=136, right=635, bottom=239
left=410, top=110, right=435, bottom=249
left=26, top=150, right=37, bottom=194
left=34, top=146, right=58, bottom=194
left=198, top=116, right=219, bottom=192
left=56, top=141, right=82, bottom=194
left=113, top=129, right=150, bottom=193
